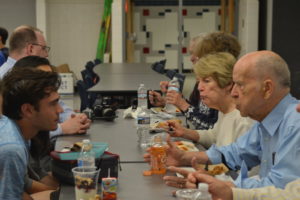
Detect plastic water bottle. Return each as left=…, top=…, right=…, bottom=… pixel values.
left=164, top=76, right=180, bottom=113
left=150, top=135, right=166, bottom=174
left=136, top=107, right=151, bottom=149
left=192, top=183, right=212, bottom=200
left=137, top=83, right=147, bottom=109
left=77, top=139, right=95, bottom=167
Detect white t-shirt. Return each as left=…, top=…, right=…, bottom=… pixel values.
left=197, top=109, right=255, bottom=148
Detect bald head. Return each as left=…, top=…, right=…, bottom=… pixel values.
left=236, top=51, right=290, bottom=89
left=231, top=50, right=290, bottom=121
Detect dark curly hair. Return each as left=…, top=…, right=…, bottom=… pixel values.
left=14, top=55, right=51, bottom=69
left=2, top=67, right=61, bottom=120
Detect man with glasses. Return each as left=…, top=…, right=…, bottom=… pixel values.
left=0, top=25, right=50, bottom=77
left=0, top=25, right=91, bottom=138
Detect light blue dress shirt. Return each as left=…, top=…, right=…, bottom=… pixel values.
left=206, top=94, right=300, bottom=189
left=0, top=57, right=16, bottom=79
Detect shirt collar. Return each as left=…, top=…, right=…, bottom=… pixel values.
left=6, top=56, right=16, bottom=65
left=260, top=94, right=293, bottom=136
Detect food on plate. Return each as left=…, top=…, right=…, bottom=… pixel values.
left=195, top=164, right=229, bottom=176
left=143, top=170, right=152, bottom=176
left=71, top=142, right=92, bottom=152
left=208, top=165, right=227, bottom=176
left=162, top=108, right=181, bottom=113
left=155, top=119, right=182, bottom=128
left=174, top=141, right=198, bottom=152
left=151, top=107, right=181, bottom=113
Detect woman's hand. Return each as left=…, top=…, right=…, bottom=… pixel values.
left=167, top=120, right=187, bottom=138
left=165, top=90, right=190, bottom=112
left=167, top=121, right=199, bottom=142
left=149, top=90, right=165, bottom=107
left=160, top=81, right=169, bottom=93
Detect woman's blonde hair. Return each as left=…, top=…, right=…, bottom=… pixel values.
left=193, top=52, right=236, bottom=88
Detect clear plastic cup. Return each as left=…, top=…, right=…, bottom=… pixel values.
left=175, top=189, right=200, bottom=200
left=72, top=166, right=100, bottom=200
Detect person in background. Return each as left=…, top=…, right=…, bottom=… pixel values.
left=146, top=50, right=300, bottom=190
left=0, top=27, right=9, bottom=65
left=0, top=49, right=5, bottom=66
left=0, top=25, right=91, bottom=139
left=0, top=68, right=61, bottom=199
left=149, top=32, right=241, bottom=130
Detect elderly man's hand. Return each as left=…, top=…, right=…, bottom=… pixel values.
left=187, top=172, right=234, bottom=200
left=163, top=166, right=193, bottom=189
left=61, top=113, right=91, bottom=134
left=143, top=135, right=186, bottom=167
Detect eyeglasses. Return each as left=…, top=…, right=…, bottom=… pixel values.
left=31, top=43, right=51, bottom=53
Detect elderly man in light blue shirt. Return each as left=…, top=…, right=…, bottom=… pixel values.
left=158, top=50, right=300, bottom=190
left=206, top=93, right=300, bottom=189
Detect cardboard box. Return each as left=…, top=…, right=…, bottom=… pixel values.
left=58, top=73, right=74, bottom=94
left=56, top=63, right=71, bottom=73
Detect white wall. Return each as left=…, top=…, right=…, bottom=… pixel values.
left=0, top=0, right=36, bottom=37
left=238, top=0, right=259, bottom=56
left=46, top=0, right=104, bottom=79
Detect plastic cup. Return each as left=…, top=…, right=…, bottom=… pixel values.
left=72, top=166, right=100, bottom=200
left=175, top=189, right=200, bottom=200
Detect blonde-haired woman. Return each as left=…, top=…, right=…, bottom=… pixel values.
left=167, top=52, right=254, bottom=148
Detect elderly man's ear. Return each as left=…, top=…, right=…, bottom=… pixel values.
left=262, top=79, right=273, bottom=99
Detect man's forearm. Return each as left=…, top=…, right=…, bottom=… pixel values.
left=26, top=180, right=55, bottom=194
